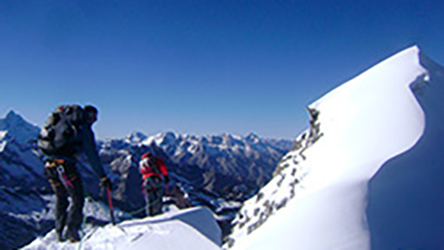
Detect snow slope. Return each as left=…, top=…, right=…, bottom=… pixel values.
left=24, top=206, right=221, bottom=250
left=225, top=45, right=444, bottom=250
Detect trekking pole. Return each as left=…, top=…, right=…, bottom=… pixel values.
left=106, top=186, right=116, bottom=225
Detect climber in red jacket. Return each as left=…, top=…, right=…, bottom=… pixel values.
left=139, top=152, right=169, bottom=216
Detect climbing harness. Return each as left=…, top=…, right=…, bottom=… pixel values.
left=45, top=159, right=75, bottom=190
left=56, top=165, right=74, bottom=190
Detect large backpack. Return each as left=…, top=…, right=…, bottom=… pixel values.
left=38, top=105, right=86, bottom=156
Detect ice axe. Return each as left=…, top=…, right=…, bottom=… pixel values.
left=101, top=177, right=116, bottom=225
left=106, top=185, right=116, bottom=225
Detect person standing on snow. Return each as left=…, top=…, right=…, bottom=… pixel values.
left=139, top=152, right=169, bottom=217
left=38, top=105, right=112, bottom=242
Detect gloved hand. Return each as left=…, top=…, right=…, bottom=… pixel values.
left=100, top=176, right=112, bottom=189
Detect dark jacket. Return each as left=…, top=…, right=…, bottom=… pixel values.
left=73, top=123, right=105, bottom=178
left=53, top=122, right=105, bottom=179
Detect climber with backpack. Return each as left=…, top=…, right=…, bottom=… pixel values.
left=139, top=152, right=169, bottom=217
left=37, top=104, right=112, bottom=242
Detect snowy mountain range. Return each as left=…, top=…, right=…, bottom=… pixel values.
left=0, top=111, right=292, bottom=249
left=3, top=45, right=444, bottom=250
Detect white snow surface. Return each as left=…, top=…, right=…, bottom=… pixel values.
left=24, top=206, right=221, bottom=250
left=225, top=46, right=442, bottom=250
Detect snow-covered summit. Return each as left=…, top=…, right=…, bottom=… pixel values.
left=124, top=131, right=148, bottom=144
left=0, top=110, right=40, bottom=148
left=225, top=45, right=444, bottom=250
left=0, top=110, right=44, bottom=187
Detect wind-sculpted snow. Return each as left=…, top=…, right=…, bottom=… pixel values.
left=224, top=46, right=444, bottom=250
left=367, top=49, right=444, bottom=249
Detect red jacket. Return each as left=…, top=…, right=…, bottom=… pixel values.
left=139, top=153, right=168, bottom=181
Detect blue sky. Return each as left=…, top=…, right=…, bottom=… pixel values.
left=1, top=0, right=443, bottom=139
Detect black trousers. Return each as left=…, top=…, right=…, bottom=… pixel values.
left=44, top=159, right=84, bottom=236
left=143, top=176, right=164, bottom=217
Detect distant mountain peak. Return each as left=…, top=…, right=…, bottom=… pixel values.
left=6, top=109, right=19, bottom=118
left=125, top=131, right=147, bottom=144
left=245, top=133, right=260, bottom=143
left=0, top=110, right=40, bottom=144
left=1, top=110, right=27, bottom=127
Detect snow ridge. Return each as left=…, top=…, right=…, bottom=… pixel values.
left=24, top=206, right=222, bottom=250
left=224, top=46, right=442, bottom=250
